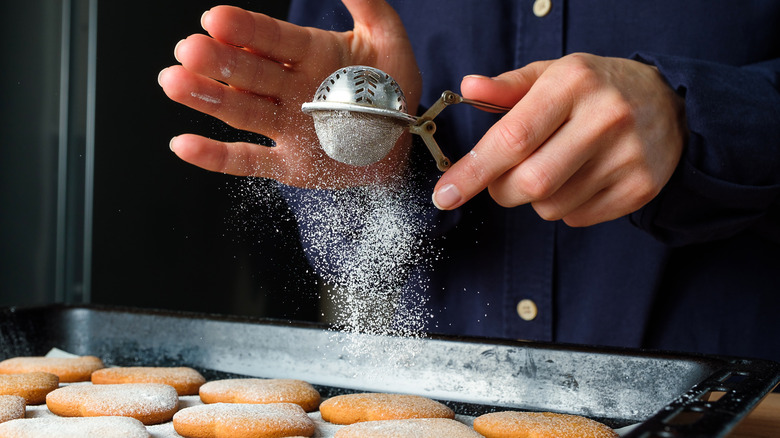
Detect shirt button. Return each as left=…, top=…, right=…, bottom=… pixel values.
left=516, top=299, right=538, bottom=321
left=533, top=0, right=552, bottom=17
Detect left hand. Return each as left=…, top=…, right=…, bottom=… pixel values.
left=432, top=53, right=687, bottom=227
left=158, top=1, right=421, bottom=189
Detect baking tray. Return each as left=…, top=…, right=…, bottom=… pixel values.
left=1, top=304, right=777, bottom=437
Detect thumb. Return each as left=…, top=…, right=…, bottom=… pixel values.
left=340, top=0, right=421, bottom=108
left=342, top=0, right=407, bottom=39
left=460, top=60, right=554, bottom=109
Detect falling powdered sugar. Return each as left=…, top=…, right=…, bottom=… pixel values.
left=234, top=162, right=438, bottom=372
left=289, top=177, right=437, bottom=371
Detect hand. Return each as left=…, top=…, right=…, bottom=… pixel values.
left=158, top=1, right=421, bottom=188
left=432, top=53, right=687, bottom=227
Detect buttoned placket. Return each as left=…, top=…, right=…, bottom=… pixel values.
left=503, top=0, right=564, bottom=342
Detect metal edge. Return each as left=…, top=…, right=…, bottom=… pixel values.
left=2, top=304, right=778, bottom=436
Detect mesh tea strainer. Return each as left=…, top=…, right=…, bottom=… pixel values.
left=302, top=65, right=510, bottom=171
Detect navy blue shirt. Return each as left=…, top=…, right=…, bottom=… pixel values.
left=285, top=1, right=780, bottom=361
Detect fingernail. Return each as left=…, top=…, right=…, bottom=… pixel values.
left=432, top=184, right=462, bottom=210
left=157, top=68, right=166, bottom=87
left=463, top=74, right=492, bottom=80
left=200, top=10, right=210, bottom=30
left=173, top=39, right=185, bottom=63
left=169, top=136, right=178, bottom=152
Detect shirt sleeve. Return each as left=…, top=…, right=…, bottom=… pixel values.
left=629, top=53, right=780, bottom=246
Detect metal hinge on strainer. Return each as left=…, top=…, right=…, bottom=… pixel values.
left=301, top=65, right=509, bottom=171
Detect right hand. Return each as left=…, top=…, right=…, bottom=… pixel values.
left=158, top=0, right=421, bottom=188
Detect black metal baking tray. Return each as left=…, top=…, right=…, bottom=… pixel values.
left=1, top=304, right=777, bottom=437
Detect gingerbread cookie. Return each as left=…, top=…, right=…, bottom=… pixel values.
left=0, top=372, right=59, bottom=404
left=0, top=356, right=104, bottom=382
left=199, top=378, right=320, bottom=412
left=319, top=393, right=454, bottom=425
left=473, top=411, right=618, bottom=438
left=0, top=416, right=150, bottom=437
left=46, top=383, right=179, bottom=425
left=173, top=402, right=315, bottom=438
left=0, top=395, right=25, bottom=424
left=335, top=418, right=482, bottom=437
left=92, top=366, right=205, bottom=395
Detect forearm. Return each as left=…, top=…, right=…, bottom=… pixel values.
left=631, top=54, right=780, bottom=245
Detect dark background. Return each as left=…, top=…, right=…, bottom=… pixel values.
left=2, top=1, right=322, bottom=321
left=91, top=0, right=320, bottom=318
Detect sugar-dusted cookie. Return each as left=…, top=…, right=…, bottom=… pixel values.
left=335, top=418, right=483, bottom=438
left=199, top=378, right=320, bottom=412
left=319, top=393, right=454, bottom=425
left=0, top=416, right=150, bottom=438
left=473, top=411, right=618, bottom=438
left=46, top=383, right=179, bottom=425
left=91, top=366, right=205, bottom=395
left=0, top=356, right=104, bottom=383
left=0, top=372, right=59, bottom=404
left=0, top=395, right=25, bottom=424
left=173, top=402, right=315, bottom=438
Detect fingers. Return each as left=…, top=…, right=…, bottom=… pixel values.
left=460, top=61, right=552, bottom=108
left=158, top=65, right=287, bottom=137
left=341, top=0, right=421, bottom=104
left=434, top=54, right=684, bottom=230
left=537, top=169, right=657, bottom=227
left=201, top=6, right=314, bottom=65
left=344, top=0, right=408, bottom=40
left=169, top=134, right=280, bottom=179
left=432, top=62, right=571, bottom=210
left=174, top=34, right=288, bottom=97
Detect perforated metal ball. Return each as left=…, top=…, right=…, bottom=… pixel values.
left=302, top=66, right=416, bottom=166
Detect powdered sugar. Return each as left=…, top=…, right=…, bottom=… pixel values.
left=190, top=92, right=221, bottom=104
left=16, top=389, right=629, bottom=437
left=173, top=402, right=315, bottom=437
left=199, top=378, right=320, bottom=412
left=91, top=367, right=205, bottom=396
left=0, top=395, right=25, bottom=423
left=320, top=393, right=454, bottom=424
left=285, top=179, right=437, bottom=378
left=0, top=372, right=59, bottom=404
left=335, top=418, right=483, bottom=438
left=312, top=111, right=406, bottom=166
left=0, top=416, right=150, bottom=438
left=0, top=356, right=104, bottom=383
left=46, top=383, right=178, bottom=424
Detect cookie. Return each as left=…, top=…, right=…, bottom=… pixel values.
left=0, top=416, right=150, bottom=437
left=91, top=366, right=205, bottom=395
left=173, top=402, right=315, bottom=438
left=0, top=356, right=104, bottom=383
left=0, top=395, right=25, bottom=424
left=473, top=411, right=618, bottom=438
left=46, top=383, right=179, bottom=425
left=335, top=418, right=483, bottom=438
left=0, top=372, right=59, bottom=404
left=199, top=378, right=320, bottom=412
left=319, top=393, right=454, bottom=425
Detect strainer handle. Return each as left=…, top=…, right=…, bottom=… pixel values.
left=410, top=91, right=510, bottom=172
left=409, top=120, right=451, bottom=171
left=460, top=97, right=512, bottom=113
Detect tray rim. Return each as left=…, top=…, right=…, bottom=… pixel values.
left=2, top=303, right=778, bottom=437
